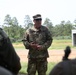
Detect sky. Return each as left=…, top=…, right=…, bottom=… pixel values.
left=0, top=0, right=76, bottom=26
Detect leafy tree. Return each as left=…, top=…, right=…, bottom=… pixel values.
left=60, top=20, right=65, bottom=36
left=24, top=15, right=33, bottom=30
left=4, top=14, right=12, bottom=26
left=53, top=20, right=73, bottom=38
left=3, top=15, right=25, bottom=42
left=73, top=19, right=76, bottom=29
left=11, top=17, right=18, bottom=26
left=64, top=20, right=73, bottom=36
left=9, top=17, right=22, bottom=40
left=43, top=18, right=53, bottom=34
left=3, top=14, right=12, bottom=35
left=53, top=24, right=62, bottom=36
left=2, top=14, right=75, bottom=40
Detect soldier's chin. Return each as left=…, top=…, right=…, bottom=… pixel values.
left=36, top=25, right=41, bottom=28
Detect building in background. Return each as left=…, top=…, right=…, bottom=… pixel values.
left=72, top=30, right=76, bottom=46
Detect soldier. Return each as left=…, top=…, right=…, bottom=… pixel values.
left=0, top=28, right=21, bottom=75
left=49, top=46, right=76, bottom=75
left=22, top=14, right=53, bottom=75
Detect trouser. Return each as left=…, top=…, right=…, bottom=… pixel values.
left=27, top=58, right=48, bottom=75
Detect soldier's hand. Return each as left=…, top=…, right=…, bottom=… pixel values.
left=37, top=45, right=43, bottom=50
left=30, top=43, right=37, bottom=49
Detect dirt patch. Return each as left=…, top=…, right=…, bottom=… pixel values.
left=17, top=49, right=76, bottom=74
left=16, top=49, right=76, bottom=63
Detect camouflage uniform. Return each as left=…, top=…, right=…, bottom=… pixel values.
left=23, top=25, right=53, bottom=75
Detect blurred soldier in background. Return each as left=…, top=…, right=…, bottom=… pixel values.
left=49, top=46, right=76, bottom=75
left=0, top=28, right=21, bottom=75
left=22, top=14, right=53, bottom=75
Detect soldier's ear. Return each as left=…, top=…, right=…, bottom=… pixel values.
left=33, top=20, right=34, bottom=22
left=33, top=19, right=36, bottom=23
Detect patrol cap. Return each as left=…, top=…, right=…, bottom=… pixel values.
left=33, top=14, right=42, bottom=20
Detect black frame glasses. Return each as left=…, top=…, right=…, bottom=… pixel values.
left=35, top=19, right=42, bottom=21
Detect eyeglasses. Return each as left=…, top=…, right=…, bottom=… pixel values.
left=34, top=19, right=42, bottom=21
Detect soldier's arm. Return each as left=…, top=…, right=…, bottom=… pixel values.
left=41, top=28, right=53, bottom=50
left=22, top=31, right=30, bottom=49
left=22, top=30, right=38, bottom=49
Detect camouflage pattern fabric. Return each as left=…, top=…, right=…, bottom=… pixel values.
left=27, top=58, right=47, bottom=75
left=23, top=25, right=53, bottom=58
left=22, top=25, right=53, bottom=75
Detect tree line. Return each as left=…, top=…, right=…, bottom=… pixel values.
left=1, top=14, right=76, bottom=42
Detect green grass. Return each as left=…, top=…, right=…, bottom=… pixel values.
left=12, top=42, right=25, bottom=51
left=48, top=39, right=76, bottom=50
left=19, top=62, right=28, bottom=73
left=46, top=62, right=57, bottom=75
left=19, top=62, right=57, bottom=75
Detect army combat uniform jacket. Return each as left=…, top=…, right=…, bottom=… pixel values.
left=23, top=25, right=53, bottom=58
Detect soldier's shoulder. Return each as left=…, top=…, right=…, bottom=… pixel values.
left=41, top=26, right=48, bottom=31
left=49, top=62, right=63, bottom=75
left=55, top=62, right=63, bottom=68
left=71, top=58, right=76, bottom=63
left=26, top=27, right=34, bottom=33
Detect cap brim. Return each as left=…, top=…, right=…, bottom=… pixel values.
left=34, top=17, right=42, bottom=19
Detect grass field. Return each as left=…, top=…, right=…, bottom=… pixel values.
left=49, top=39, right=76, bottom=50
left=20, top=62, right=57, bottom=75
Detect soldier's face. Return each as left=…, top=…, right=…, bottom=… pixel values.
left=33, top=19, right=42, bottom=28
